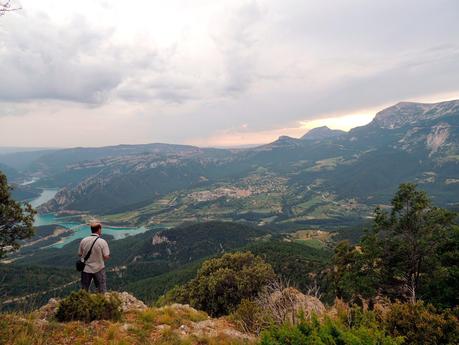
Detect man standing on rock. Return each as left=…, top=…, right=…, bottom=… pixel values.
left=78, top=222, right=110, bottom=293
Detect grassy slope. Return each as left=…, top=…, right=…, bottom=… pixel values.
left=1, top=304, right=254, bottom=345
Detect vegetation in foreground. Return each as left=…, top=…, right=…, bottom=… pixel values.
left=55, top=290, right=122, bottom=322
left=161, top=252, right=276, bottom=317
left=1, top=181, right=458, bottom=344
left=2, top=292, right=458, bottom=345
left=1, top=303, right=251, bottom=345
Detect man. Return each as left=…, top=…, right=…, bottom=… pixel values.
left=78, top=222, right=110, bottom=293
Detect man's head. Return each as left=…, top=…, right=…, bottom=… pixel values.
left=90, top=222, right=102, bottom=235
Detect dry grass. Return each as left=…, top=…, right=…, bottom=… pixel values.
left=0, top=305, right=254, bottom=345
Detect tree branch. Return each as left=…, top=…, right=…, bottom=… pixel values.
left=0, top=1, right=21, bottom=16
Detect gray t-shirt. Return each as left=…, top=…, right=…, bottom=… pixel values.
left=78, top=235, right=110, bottom=274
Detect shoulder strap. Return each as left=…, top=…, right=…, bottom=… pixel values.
left=83, top=237, right=99, bottom=263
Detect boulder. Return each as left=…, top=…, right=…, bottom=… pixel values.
left=265, top=287, right=325, bottom=324
left=36, top=298, right=60, bottom=320
left=106, top=291, right=147, bottom=312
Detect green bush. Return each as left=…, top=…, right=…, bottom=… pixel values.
left=156, top=284, right=189, bottom=307
left=55, top=290, right=122, bottom=322
left=260, top=316, right=404, bottom=345
left=167, top=252, right=276, bottom=317
left=231, top=298, right=268, bottom=334
left=384, top=302, right=459, bottom=345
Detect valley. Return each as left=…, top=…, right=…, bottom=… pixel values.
left=2, top=3, right=459, bottom=342
left=18, top=188, right=151, bottom=253
left=2, top=100, right=456, bottom=233
left=1, top=99, right=459, bottom=312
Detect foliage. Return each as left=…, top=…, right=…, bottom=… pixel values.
left=168, top=252, right=276, bottom=317
left=259, top=315, right=403, bottom=345
left=384, top=302, right=459, bottom=345
left=330, top=183, right=458, bottom=306
left=0, top=171, right=36, bottom=258
left=246, top=240, right=331, bottom=294
left=0, top=264, right=78, bottom=312
left=17, top=221, right=265, bottom=268
left=231, top=281, right=325, bottom=335
left=138, top=304, right=208, bottom=328
left=369, top=183, right=456, bottom=303
left=421, top=225, right=459, bottom=308
left=147, top=222, right=268, bottom=265
left=0, top=1, right=21, bottom=17
left=231, top=298, right=269, bottom=334
left=329, top=240, right=379, bottom=303
left=55, top=290, right=121, bottom=322
left=127, top=260, right=202, bottom=306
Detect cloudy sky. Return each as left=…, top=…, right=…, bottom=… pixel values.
left=1, top=0, right=459, bottom=148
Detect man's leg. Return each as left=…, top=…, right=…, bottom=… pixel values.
left=93, top=268, right=107, bottom=293
left=81, top=271, right=93, bottom=291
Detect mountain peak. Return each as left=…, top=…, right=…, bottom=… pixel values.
left=372, top=99, right=459, bottom=129
left=301, top=126, right=346, bottom=140
left=278, top=135, right=296, bottom=141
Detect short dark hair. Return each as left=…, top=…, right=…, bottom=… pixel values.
left=91, top=223, right=102, bottom=233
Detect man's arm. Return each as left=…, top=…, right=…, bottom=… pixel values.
left=102, top=241, right=110, bottom=261
left=78, top=241, right=83, bottom=257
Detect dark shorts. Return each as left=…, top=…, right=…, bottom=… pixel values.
left=81, top=268, right=107, bottom=293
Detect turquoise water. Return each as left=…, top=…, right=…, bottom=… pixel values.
left=32, top=189, right=149, bottom=248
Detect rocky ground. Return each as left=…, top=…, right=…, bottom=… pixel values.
left=1, top=289, right=328, bottom=345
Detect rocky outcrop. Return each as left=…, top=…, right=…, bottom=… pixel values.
left=163, top=304, right=255, bottom=341
left=37, top=291, right=147, bottom=320
left=426, top=122, right=450, bottom=155
left=107, top=291, right=148, bottom=312
left=37, top=188, right=72, bottom=213
left=37, top=297, right=60, bottom=320
left=31, top=300, right=255, bottom=343
left=372, top=100, right=459, bottom=129
left=268, top=287, right=326, bottom=322
left=152, top=233, right=174, bottom=245
left=256, top=287, right=326, bottom=325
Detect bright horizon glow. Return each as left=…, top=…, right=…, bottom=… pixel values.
left=300, top=113, right=375, bottom=132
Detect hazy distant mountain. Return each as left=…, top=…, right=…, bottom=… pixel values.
left=0, top=147, right=56, bottom=155
left=0, top=162, right=20, bottom=181
left=27, top=143, right=226, bottom=174
left=0, top=149, right=58, bottom=171
left=301, top=126, right=346, bottom=140
left=32, top=99, right=459, bottom=225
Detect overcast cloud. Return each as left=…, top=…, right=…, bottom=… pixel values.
left=1, top=0, right=459, bottom=147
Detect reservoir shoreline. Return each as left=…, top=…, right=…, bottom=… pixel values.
left=30, top=189, right=149, bottom=247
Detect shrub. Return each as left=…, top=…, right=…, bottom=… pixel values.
left=55, top=290, right=122, bottom=322
left=156, top=284, right=189, bottom=307
left=260, top=316, right=404, bottom=345
left=232, top=280, right=327, bottom=334
left=231, top=298, right=268, bottom=334
left=384, top=302, right=459, bottom=345
left=170, top=252, right=276, bottom=317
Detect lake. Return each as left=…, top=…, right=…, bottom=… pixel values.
left=32, top=189, right=149, bottom=248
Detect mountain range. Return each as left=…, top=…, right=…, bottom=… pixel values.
left=1, top=99, right=458, bottom=230
left=1, top=99, right=459, bottom=313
